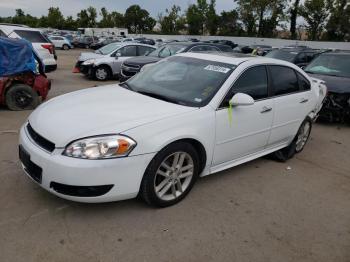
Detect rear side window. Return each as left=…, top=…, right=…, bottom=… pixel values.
left=138, top=46, right=154, bottom=56
left=297, top=72, right=311, bottom=91
left=118, top=46, right=137, bottom=56
left=190, top=45, right=220, bottom=52
left=219, top=45, right=233, bottom=52
left=14, top=30, right=49, bottom=43
left=269, top=66, right=299, bottom=96
left=222, top=66, right=268, bottom=107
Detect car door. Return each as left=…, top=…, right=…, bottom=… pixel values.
left=111, top=45, right=137, bottom=73
left=267, top=65, right=311, bottom=147
left=213, top=65, right=274, bottom=166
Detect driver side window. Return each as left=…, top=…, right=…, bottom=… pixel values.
left=221, top=66, right=268, bottom=107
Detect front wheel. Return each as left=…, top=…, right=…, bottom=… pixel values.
left=94, top=66, right=111, bottom=81
left=140, top=142, right=200, bottom=207
left=62, top=44, right=69, bottom=50
left=5, top=84, right=39, bottom=111
left=272, top=118, right=312, bottom=162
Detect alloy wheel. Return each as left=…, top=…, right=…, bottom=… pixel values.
left=295, top=121, right=311, bottom=152
left=154, top=152, right=194, bottom=201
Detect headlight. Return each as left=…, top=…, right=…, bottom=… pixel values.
left=63, top=135, right=137, bottom=159
left=82, top=59, right=96, bottom=65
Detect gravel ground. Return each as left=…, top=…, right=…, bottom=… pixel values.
left=0, top=49, right=349, bottom=262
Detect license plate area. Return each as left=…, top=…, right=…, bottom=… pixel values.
left=19, top=145, right=42, bottom=184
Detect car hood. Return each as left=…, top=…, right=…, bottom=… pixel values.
left=78, top=52, right=104, bottom=62
left=124, top=56, right=161, bottom=66
left=307, top=73, right=350, bottom=94
left=28, top=85, right=196, bottom=147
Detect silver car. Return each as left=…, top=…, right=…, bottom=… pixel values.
left=75, top=42, right=156, bottom=81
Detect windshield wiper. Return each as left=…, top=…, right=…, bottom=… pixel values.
left=136, top=91, right=182, bottom=105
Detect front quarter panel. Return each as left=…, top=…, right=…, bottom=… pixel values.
left=124, top=107, right=216, bottom=176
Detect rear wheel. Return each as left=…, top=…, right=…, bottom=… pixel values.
left=140, top=142, right=200, bottom=207
left=5, top=84, right=39, bottom=111
left=94, top=65, right=111, bottom=81
left=62, top=44, right=69, bottom=50
left=272, top=118, right=312, bottom=162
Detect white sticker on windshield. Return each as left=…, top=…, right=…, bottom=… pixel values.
left=204, top=65, right=230, bottom=74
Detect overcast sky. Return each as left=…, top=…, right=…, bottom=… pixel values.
left=0, top=0, right=237, bottom=18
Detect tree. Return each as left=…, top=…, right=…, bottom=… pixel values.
left=300, top=0, right=329, bottom=40
left=290, top=0, right=301, bottom=39
left=325, top=0, right=350, bottom=41
left=64, top=16, right=77, bottom=30
left=124, top=5, right=155, bottom=33
left=110, top=11, right=125, bottom=27
left=206, top=0, right=219, bottom=35
left=219, top=10, right=243, bottom=36
left=77, top=6, right=97, bottom=28
left=99, top=7, right=114, bottom=28
left=236, top=0, right=286, bottom=37
left=47, top=7, right=65, bottom=29
left=159, top=5, right=182, bottom=34
left=11, top=9, right=26, bottom=25
left=186, top=4, right=202, bottom=35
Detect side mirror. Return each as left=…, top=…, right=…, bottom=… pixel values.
left=230, top=93, right=254, bottom=106
left=115, top=52, right=121, bottom=59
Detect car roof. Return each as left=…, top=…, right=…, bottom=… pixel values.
left=0, top=24, right=41, bottom=32
left=177, top=52, right=256, bottom=65
left=177, top=52, right=302, bottom=68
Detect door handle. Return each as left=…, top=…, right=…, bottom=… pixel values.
left=260, top=106, right=272, bottom=113
left=300, top=98, right=309, bottom=103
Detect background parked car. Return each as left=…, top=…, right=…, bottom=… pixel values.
left=304, top=52, right=350, bottom=123
left=73, top=36, right=97, bottom=49
left=265, top=48, right=323, bottom=68
left=0, top=37, right=50, bottom=110
left=120, top=42, right=233, bottom=81
left=134, top=37, right=156, bottom=45
left=205, top=39, right=238, bottom=49
left=90, top=38, right=120, bottom=50
left=0, top=23, right=57, bottom=72
left=49, top=36, right=73, bottom=50
left=76, top=42, right=156, bottom=81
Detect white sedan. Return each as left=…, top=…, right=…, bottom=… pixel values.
left=19, top=53, right=326, bottom=207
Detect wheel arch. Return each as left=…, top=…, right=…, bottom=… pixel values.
left=156, top=138, right=207, bottom=175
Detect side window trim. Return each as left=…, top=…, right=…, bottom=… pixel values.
left=218, top=65, right=270, bottom=109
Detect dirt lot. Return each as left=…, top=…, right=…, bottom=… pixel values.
left=0, top=49, right=349, bottom=262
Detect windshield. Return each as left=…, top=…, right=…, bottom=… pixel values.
left=124, top=56, right=236, bottom=107
left=96, top=42, right=121, bottom=55
left=147, top=44, right=187, bottom=58
left=305, top=54, right=350, bottom=78
left=265, top=49, right=297, bottom=62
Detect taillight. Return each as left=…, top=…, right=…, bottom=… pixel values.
left=41, top=44, right=53, bottom=54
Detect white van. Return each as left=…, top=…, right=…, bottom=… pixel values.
left=0, top=24, right=57, bottom=72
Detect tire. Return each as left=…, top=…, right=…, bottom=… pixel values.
left=85, top=44, right=90, bottom=49
left=272, top=118, right=312, bottom=162
left=94, top=65, right=111, bottom=81
left=5, top=84, right=39, bottom=111
left=62, top=44, right=69, bottom=50
left=140, top=142, right=200, bottom=207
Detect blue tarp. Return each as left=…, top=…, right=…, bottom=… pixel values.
left=0, top=36, right=36, bottom=77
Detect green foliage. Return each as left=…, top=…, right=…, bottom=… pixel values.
left=219, top=10, right=243, bottom=36
left=0, top=1, right=348, bottom=41
left=124, top=5, right=155, bottom=33
left=324, top=0, right=350, bottom=41
left=300, top=0, right=329, bottom=40
left=159, top=5, right=184, bottom=34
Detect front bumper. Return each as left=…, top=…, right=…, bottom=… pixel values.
left=19, top=125, right=156, bottom=203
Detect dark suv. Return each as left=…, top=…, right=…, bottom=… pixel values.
left=265, top=48, right=324, bottom=68
left=120, top=42, right=233, bottom=81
